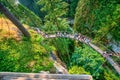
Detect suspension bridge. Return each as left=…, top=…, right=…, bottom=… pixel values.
left=34, top=28, right=120, bottom=75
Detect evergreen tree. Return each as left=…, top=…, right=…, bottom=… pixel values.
left=38, top=0, right=69, bottom=31
left=74, top=0, right=97, bottom=37
left=69, top=0, right=79, bottom=17
left=94, top=0, right=120, bottom=42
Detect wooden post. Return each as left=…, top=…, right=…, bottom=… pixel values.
left=0, top=2, right=30, bottom=38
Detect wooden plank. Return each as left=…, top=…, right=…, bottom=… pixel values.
left=3, top=76, right=69, bottom=80
left=0, top=72, right=92, bottom=80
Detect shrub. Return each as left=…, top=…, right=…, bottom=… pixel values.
left=69, top=66, right=90, bottom=74
left=0, top=31, right=54, bottom=72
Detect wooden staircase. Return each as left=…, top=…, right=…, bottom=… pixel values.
left=0, top=72, right=92, bottom=80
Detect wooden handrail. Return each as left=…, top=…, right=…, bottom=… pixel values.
left=0, top=72, right=93, bottom=80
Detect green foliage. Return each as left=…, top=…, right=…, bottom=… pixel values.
left=16, top=4, right=42, bottom=27
left=93, top=0, right=120, bottom=42
left=0, top=32, right=53, bottom=72
left=0, top=0, right=42, bottom=27
left=103, top=68, right=120, bottom=80
left=69, top=66, right=90, bottom=74
left=74, top=0, right=120, bottom=42
left=69, top=0, right=79, bottom=17
left=70, top=44, right=104, bottom=79
left=74, top=0, right=96, bottom=37
left=38, top=0, right=69, bottom=31
left=52, top=38, right=71, bottom=65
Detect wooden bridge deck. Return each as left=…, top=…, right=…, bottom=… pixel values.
left=0, top=72, right=92, bottom=80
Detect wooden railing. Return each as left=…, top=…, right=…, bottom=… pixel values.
left=0, top=72, right=93, bottom=80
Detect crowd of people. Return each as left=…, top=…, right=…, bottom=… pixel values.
left=33, top=27, right=91, bottom=44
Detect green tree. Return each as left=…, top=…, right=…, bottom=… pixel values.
left=0, top=31, right=53, bottom=72
left=74, top=0, right=120, bottom=42
left=69, top=66, right=90, bottom=74
left=69, top=0, right=79, bottom=17
left=52, top=38, right=71, bottom=64
left=70, top=44, right=104, bottom=79
left=74, top=0, right=97, bottom=37
left=38, top=0, right=69, bottom=31
left=103, top=68, right=120, bottom=80
left=94, top=0, right=120, bottom=42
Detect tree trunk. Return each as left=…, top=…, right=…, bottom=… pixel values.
left=0, top=2, right=30, bottom=38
